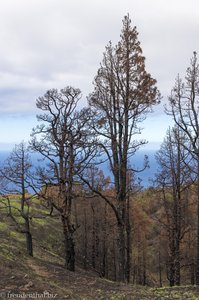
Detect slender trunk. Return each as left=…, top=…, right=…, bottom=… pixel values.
left=158, top=249, right=162, bottom=287
left=126, top=193, right=131, bottom=283
left=196, top=157, right=199, bottom=285
left=113, top=240, right=117, bottom=281
left=169, top=264, right=175, bottom=286
left=60, top=137, right=75, bottom=271
left=191, top=263, right=195, bottom=285
left=142, top=250, right=146, bottom=286
left=117, top=222, right=126, bottom=282
left=175, top=138, right=181, bottom=286
left=169, top=260, right=175, bottom=287
left=175, top=241, right=180, bottom=285
left=62, top=216, right=75, bottom=271
left=91, top=206, right=96, bottom=269
left=83, top=209, right=88, bottom=270
left=26, top=231, right=33, bottom=257
left=101, top=250, right=106, bottom=278
left=132, top=264, right=136, bottom=284
left=21, top=149, right=33, bottom=256
left=23, top=209, right=33, bottom=257
left=101, top=203, right=107, bottom=278
left=25, top=218, right=33, bottom=256
left=168, top=235, right=175, bottom=287
left=188, top=230, right=195, bottom=285
left=137, top=257, right=142, bottom=285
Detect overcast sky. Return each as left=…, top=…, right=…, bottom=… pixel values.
left=0, top=0, right=199, bottom=150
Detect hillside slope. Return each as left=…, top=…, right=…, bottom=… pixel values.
left=0, top=196, right=199, bottom=299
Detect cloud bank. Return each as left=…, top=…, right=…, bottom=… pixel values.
left=0, top=0, right=199, bottom=114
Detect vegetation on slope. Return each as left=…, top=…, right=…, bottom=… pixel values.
left=1, top=195, right=199, bottom=300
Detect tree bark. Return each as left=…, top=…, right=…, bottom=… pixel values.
left=126, top=193, right=131, bottom=283
left=175, top=241, right=180, bottom=285
left=158, top=249, right=162, bottom=287
left=101, top=203, right=107, bottom=278
left=62, top=216, right=75, bottom=271
left=83, top=209, right=88, bottom=270
left=168, top=236, right=175, bottom=287
left=190, top=262, right=195, bottom=285
left=117, top=222, right=126, bottom=282
left=196, top=158, right=199, bottom=285
left=26, top=231, right=33, bottom=257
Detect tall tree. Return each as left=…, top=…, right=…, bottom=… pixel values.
left=87, top=15, right=160, bottom=281
left=0, top=142, right=33, bottom=256
left=166, top=52, right=199, bottom=284
left=155, top=126, right=193, bottom=286
left=30, top=86, right=93, bottom=271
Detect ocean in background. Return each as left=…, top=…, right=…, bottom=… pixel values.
left=0, top=149, right=158, bottom=188
left=0, top=151, right=10, bottom=163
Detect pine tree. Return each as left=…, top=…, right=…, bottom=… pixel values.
left=88, top=15, right=160, bottom=282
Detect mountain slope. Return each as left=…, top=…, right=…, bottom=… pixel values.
left=0, top=196, right=199, bottom=299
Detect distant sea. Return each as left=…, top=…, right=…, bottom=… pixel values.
left=0, top=149, right=158, bottom=188
left=0, top=151, right=10, bottom=163
left=132, top=150, right=158, bottom=187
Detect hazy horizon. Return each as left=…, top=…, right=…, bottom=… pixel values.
left=0, top=0, right=197, bottom=149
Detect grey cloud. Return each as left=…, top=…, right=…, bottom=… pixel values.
left=0, top=0, right=199, bottom=114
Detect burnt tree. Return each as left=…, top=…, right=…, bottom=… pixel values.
left=31, top=86, right=93, bottom=271
left=0, top=142, right=33, bottom=256
left=166, top=52, right=199, bottom=284
left=155, top=126, right=193, bottom=286
left=87, top=15, right=160, bottom=281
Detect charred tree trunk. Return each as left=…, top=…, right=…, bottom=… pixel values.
left=142, top=250, right=146, bottom=286
left=91, top=205, right=96, bottom=269
left=175, top=241, right=180, bottom=286
left=158, top=249, right=162, bottom=287
left=26, top=232, right=33, bottom=257
left=83, top=209, right=88, bottom=270
left=113, top=239, right=117, bottom=281
left=196, top=158, right=199, bottom=285
left=24, top=217, right=33, bottom=257
left=62, top=216, right=75, bottom=271
left=101, top=203, right=107, bottom=278
left=190, top=262, right=195, bottom=285
left=117, top=222, right=126, bottom=282
left=126, top=192, right=131, bottom=283
left=168, top=234, right=176, bottom=287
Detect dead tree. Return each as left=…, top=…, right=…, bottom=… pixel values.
left=30, top=86, right=94, bottom=271
left=87, top=15, right=160, bottom=282
left=155, top=126, right=194, bottom=286
left=166, top=52, right=199, bottom=284
left=0, top=142, right=33, bottom=256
